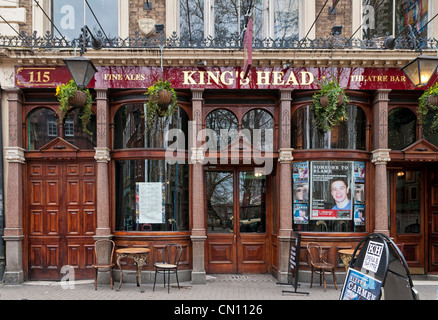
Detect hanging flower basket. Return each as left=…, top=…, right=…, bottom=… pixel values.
left=145, top=79, right=178, bottom=126
left=55, top=79, right=93, bottom=135
left=68, top=90, right=88, bottom=107
left=418, top=82, right=438, bottom=131
left=311, top=78, right=349, bottom=132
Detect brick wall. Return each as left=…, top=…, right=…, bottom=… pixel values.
left=315, top=0, right=353, bottom=38
left=129, top=0, right=166, bottom=37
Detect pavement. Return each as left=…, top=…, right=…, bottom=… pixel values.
left=0, top=273, right=436, bottom=302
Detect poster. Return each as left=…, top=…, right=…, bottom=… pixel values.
left=310, top=161, right=352, bottom=220
left=136, top=182, right=165, bottom=224
left=293, top=161, right=309, bottom=203
left=354, top=205, right=365, bottom=226
left=340, top=268, right=382, bottom=300
left=363, top=240, right=384, bottom=273
left=293, top=203, right=309, bottom=225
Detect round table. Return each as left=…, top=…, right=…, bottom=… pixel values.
left=116, top=248, right=150, bottom=293
left=338, top=249, right=356, bottom=272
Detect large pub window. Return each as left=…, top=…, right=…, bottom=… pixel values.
left=422, top=110, right=438, bottom=147
left=113, top=102, right=190, bottom=232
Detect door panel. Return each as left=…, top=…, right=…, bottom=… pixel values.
left=206, top=169, right=269, bottom=274
left=428, top=167, right=438, bottom=272
left=27, top=161, right=96, bottom=280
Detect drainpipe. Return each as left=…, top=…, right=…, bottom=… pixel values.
left=0, top=88, right=5, bottom=281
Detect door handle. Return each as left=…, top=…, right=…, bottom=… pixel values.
left=234, top=235, right=236, bottom=242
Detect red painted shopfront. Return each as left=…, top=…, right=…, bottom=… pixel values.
left=6, top=64, right=438, bottom=284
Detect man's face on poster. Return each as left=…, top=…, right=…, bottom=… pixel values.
left=331, top=180, right=349, bottom=204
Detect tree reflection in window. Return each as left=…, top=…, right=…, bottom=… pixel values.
left=292, top=105, right=366, bottom=150
left=388, top=108, right=416, bottom=150
left=241, top=109, right=273, bottom=151
left=63, top=107, right=96, bottom=150
left=114, top=104, right=188, bottom=150
left=206, top=109, right=239, bottom=150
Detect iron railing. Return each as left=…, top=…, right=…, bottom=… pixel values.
left=1, top=30, right=438, bottom=51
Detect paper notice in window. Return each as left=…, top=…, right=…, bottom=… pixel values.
left=362, top=241, right=384, bottom=273
left=136, top=182, right=165, bottom=224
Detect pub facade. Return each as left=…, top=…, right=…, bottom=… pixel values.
left=1, top=0, right=438, bottom=285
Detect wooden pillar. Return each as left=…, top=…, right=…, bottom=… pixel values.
left=277, top=89, right=293, bottom=283
left=190, top=88, right=206, bottom=284
left=372, top=89, right=391, bottom=236
left=94, top=89, right=111, bottom=240
left=3, top=89, right=25, bottom=284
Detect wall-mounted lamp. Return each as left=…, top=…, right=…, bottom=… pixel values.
left=282, top=63, right=290, bottom=69
left=401, top=55, right=438, bottom=87
left=197, top=60, right=207, bottom=66
left=144, top=1, right=152, bottom=10
left=331, top=25, right=343, bottom=36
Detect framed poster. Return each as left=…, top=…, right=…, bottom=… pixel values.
left=310, top=161, right=353, bottom=220
left=136, top=182, right=165, bottom=224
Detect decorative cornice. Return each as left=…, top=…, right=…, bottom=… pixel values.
left=94, top=147, right=111, bottom=163
left=372, top=149, right=391, bottom=165
left=278, top=148, right=294, bottom=164
left=4, top=147, right=25, bottom=164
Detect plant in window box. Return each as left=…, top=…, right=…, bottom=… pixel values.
left=55, top=79, right=93, bottom=135
left=418, top=82, right=438, bottom=131
left=145, top=79, right=178, bottom=126
left=311, top=78, right=349, bottom=132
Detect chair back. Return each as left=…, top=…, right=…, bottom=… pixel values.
left=94, top=239, right=115, bottom=265
left=162, top=243, right=183, bottom=266
left=307, top=242, right=322, bottom=266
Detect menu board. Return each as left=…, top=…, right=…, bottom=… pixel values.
left=136, top=182, right=165, bottom=224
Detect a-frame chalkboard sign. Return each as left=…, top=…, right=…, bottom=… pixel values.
left=280, top=232, right=309, bottom=295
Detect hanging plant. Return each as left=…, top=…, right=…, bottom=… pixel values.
left=55, top=79, right=93, bottom=135
left=418, top=82, right=438, bottom=131
left=311, top=78, right=349, bottom=132
left=144, top=79, right=178, bottom=126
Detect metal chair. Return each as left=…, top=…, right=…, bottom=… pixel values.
left=92, top=239, right=115, bottom=290
left=307, top=242, right=338, bottom=292
left=153, top=243, right=183, bottom=293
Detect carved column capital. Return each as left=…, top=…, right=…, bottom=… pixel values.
left=94, top=147, right=111, bottom=163
left=190, top=147, right=205, bottom=164
left=4, top=147, right=25, bottom=164
left=278, top=148, right=294, bottom=164
left=372, top=149, right=391, bottom=165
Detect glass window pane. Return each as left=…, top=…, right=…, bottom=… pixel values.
left=362, top=0, right=393, bottom=39
left=395, top=0, right=429, bottom=39
left=388, top=108, right=417, bottom=150
left=215, top=0, right=240, bottom=38
left=239, top=171, right=266, bottom=233
left=291, top=105, right=366, bottom=150
left=241, top=109, right=273, bottom=151
left=396, top=171, right=421, bottom=234
left=293, top=161, right=366, bottom=233
left=114, top=104, right=188, bottom=149
left=274, top=0, right=299, bottom=40
left=422, top=110, right=438, bottom=147
left=115, top=160, right=189, bottom=231
left=180, top=0, right=204, bottom=43
left=206, top=109, right=239, bottom=150
left=63, top=107, right=97, bottom=149
left=207, top=171, right=234, bottom=233
left=53, top=0, right=118, bottom=41
left=27, top=108, right=58, bottom=150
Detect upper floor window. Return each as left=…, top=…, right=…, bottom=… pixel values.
left=362, top=0, right=429, bottom=40
left=53, top=0, right=119, bottom=40
left=179, top=0, right=300, bottom=43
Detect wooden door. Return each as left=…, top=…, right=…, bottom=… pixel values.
left=428, top=165, right=438, bottom=272
left=27, top=161, right=96, bottom=280
left=389, top=169, right=425, bottom=273
left=205, top=169, right=270, bottom=274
